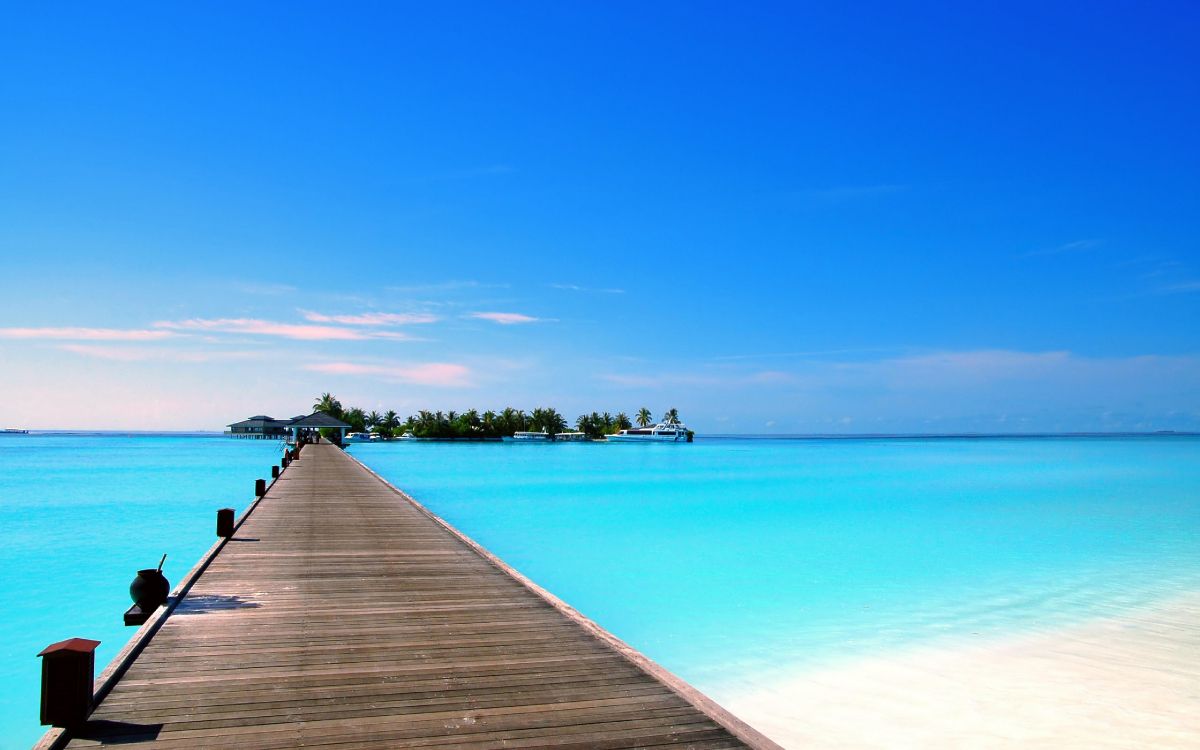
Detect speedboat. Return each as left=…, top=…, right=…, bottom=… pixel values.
left=344, top=432, right=371, bottom=443
left=607, top=420, right=690, bottom=443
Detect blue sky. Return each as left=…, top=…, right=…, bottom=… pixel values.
left=1, top=2, right=1197, bottom=431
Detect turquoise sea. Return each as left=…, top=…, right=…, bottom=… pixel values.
left=2, top=434, right=1198, bottom=748
left=350, top=436, right=1200, bottom=698
left=0, top=434, right=282, bottom=750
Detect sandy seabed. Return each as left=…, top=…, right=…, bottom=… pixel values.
left=725, top=593, right=1200, bottom=749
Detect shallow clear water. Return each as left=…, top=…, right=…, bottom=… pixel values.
left=1, top=435, right=1197, bottom=748
left=351, top=437, right=1200, bottom=701
left=0, top=434, right=282, bottom=750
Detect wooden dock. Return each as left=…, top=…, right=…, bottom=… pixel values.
left=41, top=442, right=779, bottom=749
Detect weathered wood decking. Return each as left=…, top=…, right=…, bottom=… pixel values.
left=46, top=442, right=778, bottom=749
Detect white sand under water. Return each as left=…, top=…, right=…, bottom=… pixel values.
left=725, top=592, right=1200, bottom=749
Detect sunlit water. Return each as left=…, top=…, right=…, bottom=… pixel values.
left=1, top=435, right=1197, bottom=748
left=351, top=437, right=1200, bottom=702
left=0, top=434, right=282, bottom=749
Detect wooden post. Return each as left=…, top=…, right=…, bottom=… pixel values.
left=38, top=638, right=100, bottom=727
left=255, top=478, right=266, bottom=497
left=272, top=465, right=280, bottom=479
left=216, top=508, right=235, bottom=538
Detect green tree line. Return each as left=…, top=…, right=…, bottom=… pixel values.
left=312, top=393, right=681, bottom=440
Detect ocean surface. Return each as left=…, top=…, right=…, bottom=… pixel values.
left=0, top=434, right=283, bottom=750
left=350, top=436, right=1200, bottom=701
left=2, top=434, right=1198, bottom=748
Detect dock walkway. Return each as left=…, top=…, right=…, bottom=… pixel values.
left=50, top=442, right=776, bottom=749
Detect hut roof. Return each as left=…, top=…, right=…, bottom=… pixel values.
left=228, top=415, right=289, bottom=428
left=288, top=411, right=351, bottom=428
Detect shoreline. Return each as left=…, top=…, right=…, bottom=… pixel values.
left=723, top=591, right=1200, bottom=748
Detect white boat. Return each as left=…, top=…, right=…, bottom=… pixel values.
left=607, top=420, right=691, bottom=443
left=1, top=428, right=29, bottom=435
left=553, top=431, right=588, bottom=442
left=398, top=431, right=416, bottom=440
left=344, top=432, right=371, bottom=443
left=368, top=432, right=382, bottom=442
left=510, top=431, right=550, bottom=441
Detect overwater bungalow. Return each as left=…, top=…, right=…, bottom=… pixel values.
left=227, top=412, right=353, bottom=445
left=225, top=415, right=290, bottom=439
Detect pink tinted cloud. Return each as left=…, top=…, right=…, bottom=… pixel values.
left=467, top=311, right=541, bottom=325
left=58, top=344, right=268, bottom=363
left=305, top=361, right=471, bottom=386
left=0, top=327, right=175, bottom=341
left=153, top=317, right=411, bottom=341
left=301, top=311, right=439, bottom=325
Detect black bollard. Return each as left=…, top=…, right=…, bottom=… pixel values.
left=271, top=465, right=280, bottom=479
left=38, top=638, right=100, bottom=727
left=255, top=478, right=266, bottom=497
left=216, top=508, right=235, bottom=538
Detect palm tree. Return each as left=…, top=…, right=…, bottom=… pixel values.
left=416, top=410, right=435, bottom=436
left=314, top=393, right=343, bottom=419
left=383, top=410, right=400, bottom=430
left=365, top=411, right=383, bottom=431
left=636, top=407, right=652, bottom=427
left=576, top=413, right=596, bottom=437
left=662, top=408, right=680, bottom=425
left=545, top=408, right=567, bottom=436
left=344, top=407, right=366, bottom=432
left=615, top=412, right=632, bottom=431
left=500, top=407, right=524, bottom=435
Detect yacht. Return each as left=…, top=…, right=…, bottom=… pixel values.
left=607, top=420, right=691, bottom=443
left=344, top=432, right=371, bottom=443
left=553, top=431, right=588, bottom=442
left=1, top=428, right=29, bottom=435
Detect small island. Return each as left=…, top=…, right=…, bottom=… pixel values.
left=308, top=393, right=689, bottom=441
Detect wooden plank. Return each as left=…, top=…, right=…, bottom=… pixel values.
left=42, top=442, right=780, bottom=750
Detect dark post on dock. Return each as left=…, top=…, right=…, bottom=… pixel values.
left=216, top=507, right=235, bottom=538
left=34, top=443, right=779, bottom=750
left=37, top=638, right=100, bottom=728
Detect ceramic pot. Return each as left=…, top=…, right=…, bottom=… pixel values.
left=129, top=569, right=169, bottom=610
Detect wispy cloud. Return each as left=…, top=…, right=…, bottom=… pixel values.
left=1156, top=280, right=1200, bottom=295
left=712, top=346, right=903, bottom=362
left=598, top=371, right=788, bottom=388
left=301, top=310, right=439, bottom=325
left=229, top=281, right=298, bottom=296
left=549, top=283, right=625, bottom=294
left=386, top=280, right=510, bottom=295
left=58, top=344, right=268, bottom=363
left=153, top=318, right=411, bottom=341
left=466, top=311, right=543, bottom=325
left=1021, top=239, right=1102, bottom=259
left=304, top=361, right=472, bottom=386
left=868, top=350, right=1074, bottom=384
left=0, top=327, right=174, bottom=341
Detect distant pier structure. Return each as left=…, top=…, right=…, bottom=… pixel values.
left=226, top=412, right=351, bottom=444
